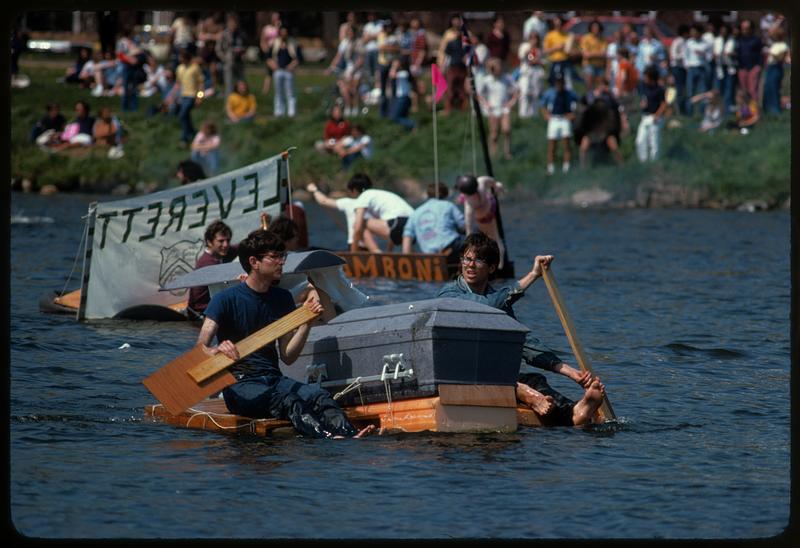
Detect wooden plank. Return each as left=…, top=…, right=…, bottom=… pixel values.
left=187, top=306, right=319, bottom=383
left=435, top=403, right=518, bottom=432
left=144, top=306, right=319, bottom=415
left=336, top=251, right=454, bottom=281
left=541, top=268, right=616, bottom=421
left=143, top=345, right=237, bottom=416
left=438, top=384, right=517, bottom=407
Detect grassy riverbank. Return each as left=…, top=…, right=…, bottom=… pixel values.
left=11, top=60, right=791, bottom=208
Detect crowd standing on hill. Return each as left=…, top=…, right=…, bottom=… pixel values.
left=16, top=10, right=791, bottom=176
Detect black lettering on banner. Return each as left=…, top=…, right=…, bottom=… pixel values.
left=188, top=189, right=209, bottom=229
left=139, top=202, right=163, bottom=241
left=121, top=207, right=143, bottom=243
left=261, top=173, right=280, bottom=209
left=96, top=211, right=118, bottom=249
left=214, top=180, right=237, bottom=219
left=160, top=195, right=188, bottom=236
left=242, top=172, right=259, bottom=214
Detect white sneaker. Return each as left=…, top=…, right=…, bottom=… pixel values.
left=546, top=163, right=555, bottom=175
left=562, top=162, right=570, bottom=173
left=91, top=84, right=104, bottom=97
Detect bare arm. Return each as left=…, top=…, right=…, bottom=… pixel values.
left=350, top=207, right=367, bottom=251
left=278, top=294, right=324, bottom=364
left=197, top=316, right=240, bottom=360
left=402, top=235, right=414, bottom=254
left=306, top=183, right=339, bottom=209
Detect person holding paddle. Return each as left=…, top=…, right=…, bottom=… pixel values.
left=437, top=232, right=606, bottom=426
left=197, top=229, right=373, bottom=439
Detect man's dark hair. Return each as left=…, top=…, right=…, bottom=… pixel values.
left=177, top=160, right=206, bottom=183
left=427, top=182, right=449, bottom=199
left=76, top=100, right=90, bottom=115
left=346, top=172, right=373, bottom=193
left=644, top=65, right=659, bottom=83
left=268, top=216, right=298, bottom=245
left=204, top=220, right=232, bottom=245
left=461, top=232, right=500, bottom=269
left=238, top=229, right=286, bottom=273
left=455, top=174, right=478, bottom=195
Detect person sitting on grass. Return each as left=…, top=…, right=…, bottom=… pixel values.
left=334, top=124, right=372, bottom=170
left=190, top=121, right=221, bottom=176
left=691, top=88, right=724, bottom=133
left=437, top=232, right=607, bottom=426
left=30, top=102, right=66, bottom=145
left=225, top=79, right=257, bottom=123
left=314, top=104, right=351, bottom=154
left=726, top=89, right=759, bottom=133
left=455, top=174, right=507, bottom=270
left=92, top=106, right=126, bottom=158
left=49, top=100, right=96, bottom=151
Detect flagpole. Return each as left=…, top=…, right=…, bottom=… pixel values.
left=433, top=79, right=439, bottom=193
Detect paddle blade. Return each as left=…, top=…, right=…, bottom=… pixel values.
left=143, top=345, right=236, bottom=416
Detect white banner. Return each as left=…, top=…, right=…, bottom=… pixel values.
left=82, top=154, right=285, bottom=319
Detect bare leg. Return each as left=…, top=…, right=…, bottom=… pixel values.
left=517, top=382, right=555, bottom=416
left=579, top=136, right=590, bottom=167
left=571, top=377, right=605, bottom=426
left=501, top=112, right=512, bottom=160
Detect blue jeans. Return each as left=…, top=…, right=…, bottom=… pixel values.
left=121, top=64, right=139, bottom=112
left=390, top=96, right=415, bottom=130
left=762, top=63, right=783, bottom=115
left=671, top=66, right=687, bottom=115
left=341, top=151, right=364, bottom=170
left=718, top=72, right=737, bottom=113
left=191, top=149, right=219, bottom=176
left=222, top=374, right=357, bottom=438
left=178, top=97, right=196, bottom=143
left=273, top=69, right=296, bottom=117
left=378, top=63, right=393, bottom=118
left=686, top=66, right=706, bottom=116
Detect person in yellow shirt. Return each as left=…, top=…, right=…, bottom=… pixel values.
left=226, top=79, right=257, bottom=123
left=579, top=20, right=608, bottom=90
left=543, top=15, right=574, bottom=88
left=175, top=51, right=204, bottom=145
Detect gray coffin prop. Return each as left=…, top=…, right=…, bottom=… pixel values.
left=282, top=297, right=530, bottom=406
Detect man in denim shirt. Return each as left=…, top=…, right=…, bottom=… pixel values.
left=402, top=182, right=465, bottom=262
left=437, top=232, right=606, bottom=425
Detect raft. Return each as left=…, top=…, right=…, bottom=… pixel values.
left=39, top=288, right=190, bottom=320
left=144, top=386, right=547, bottom=436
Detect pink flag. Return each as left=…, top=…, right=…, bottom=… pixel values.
left=431, top=63, right=448, bottom=103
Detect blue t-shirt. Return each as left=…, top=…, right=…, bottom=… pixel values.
left=204, top=282, right=296, bottom=377
left=541, top=87, right=578, bottom=116
left=403, top=198, right=465, bottom=253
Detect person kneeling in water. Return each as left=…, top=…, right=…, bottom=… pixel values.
left=197, top=228, right=374, bottom=438
left=437, top=232, right=605, bottom=426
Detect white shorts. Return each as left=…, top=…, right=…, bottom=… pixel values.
left=547, top=116, right=573, bottom=140
left=487, top=105, right=510, bottom=118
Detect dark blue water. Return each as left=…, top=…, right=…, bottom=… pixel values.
left=10, top=192, right=790, bottom=539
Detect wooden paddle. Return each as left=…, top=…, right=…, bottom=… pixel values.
left=143, top=305, right=319, bottom=416
left=541, top=267, right=616, bottom=421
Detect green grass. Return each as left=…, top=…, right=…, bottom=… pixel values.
left=11, top=60, right=791, bottom=206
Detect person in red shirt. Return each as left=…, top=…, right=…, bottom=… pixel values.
left=187, top=220, right=239, bottom=319
left=314, top=104, right=351, bottom=154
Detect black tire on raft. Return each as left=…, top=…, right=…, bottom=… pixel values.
left=113, top=305, right=191, bottom=322
left=38, top=291, right=77, bottom=314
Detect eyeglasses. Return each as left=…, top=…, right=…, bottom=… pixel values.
left=260, top=252, right=288, bottom=263
left=461, top=255, right=488, bottom=267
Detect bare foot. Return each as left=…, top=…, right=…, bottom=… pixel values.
left=353, top=424, right=377, bottom=438
left=517, top=382, right=555, bottom=416
left=572, top=377, right=605, bottom=426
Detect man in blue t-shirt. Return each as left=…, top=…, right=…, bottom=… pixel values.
left=401, top=182, right=465, bottom=261
left=198, top=229, right=372, bottom=438
left=540, top=74, right=578, bottom=175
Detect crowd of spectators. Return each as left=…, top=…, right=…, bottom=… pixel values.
left=19, top=10, right=791, bottom=176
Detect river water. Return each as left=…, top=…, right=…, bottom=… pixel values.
left=9, top=191, right=790, bottom=539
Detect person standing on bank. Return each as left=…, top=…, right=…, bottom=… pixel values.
left=198, top=229, right=373, bottom=439
left=437, top=232, right=606, bottom=426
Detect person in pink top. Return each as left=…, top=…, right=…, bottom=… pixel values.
left=455, top=174, right=507, bottom=269
left=190, top=121, right=221, bottom=175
